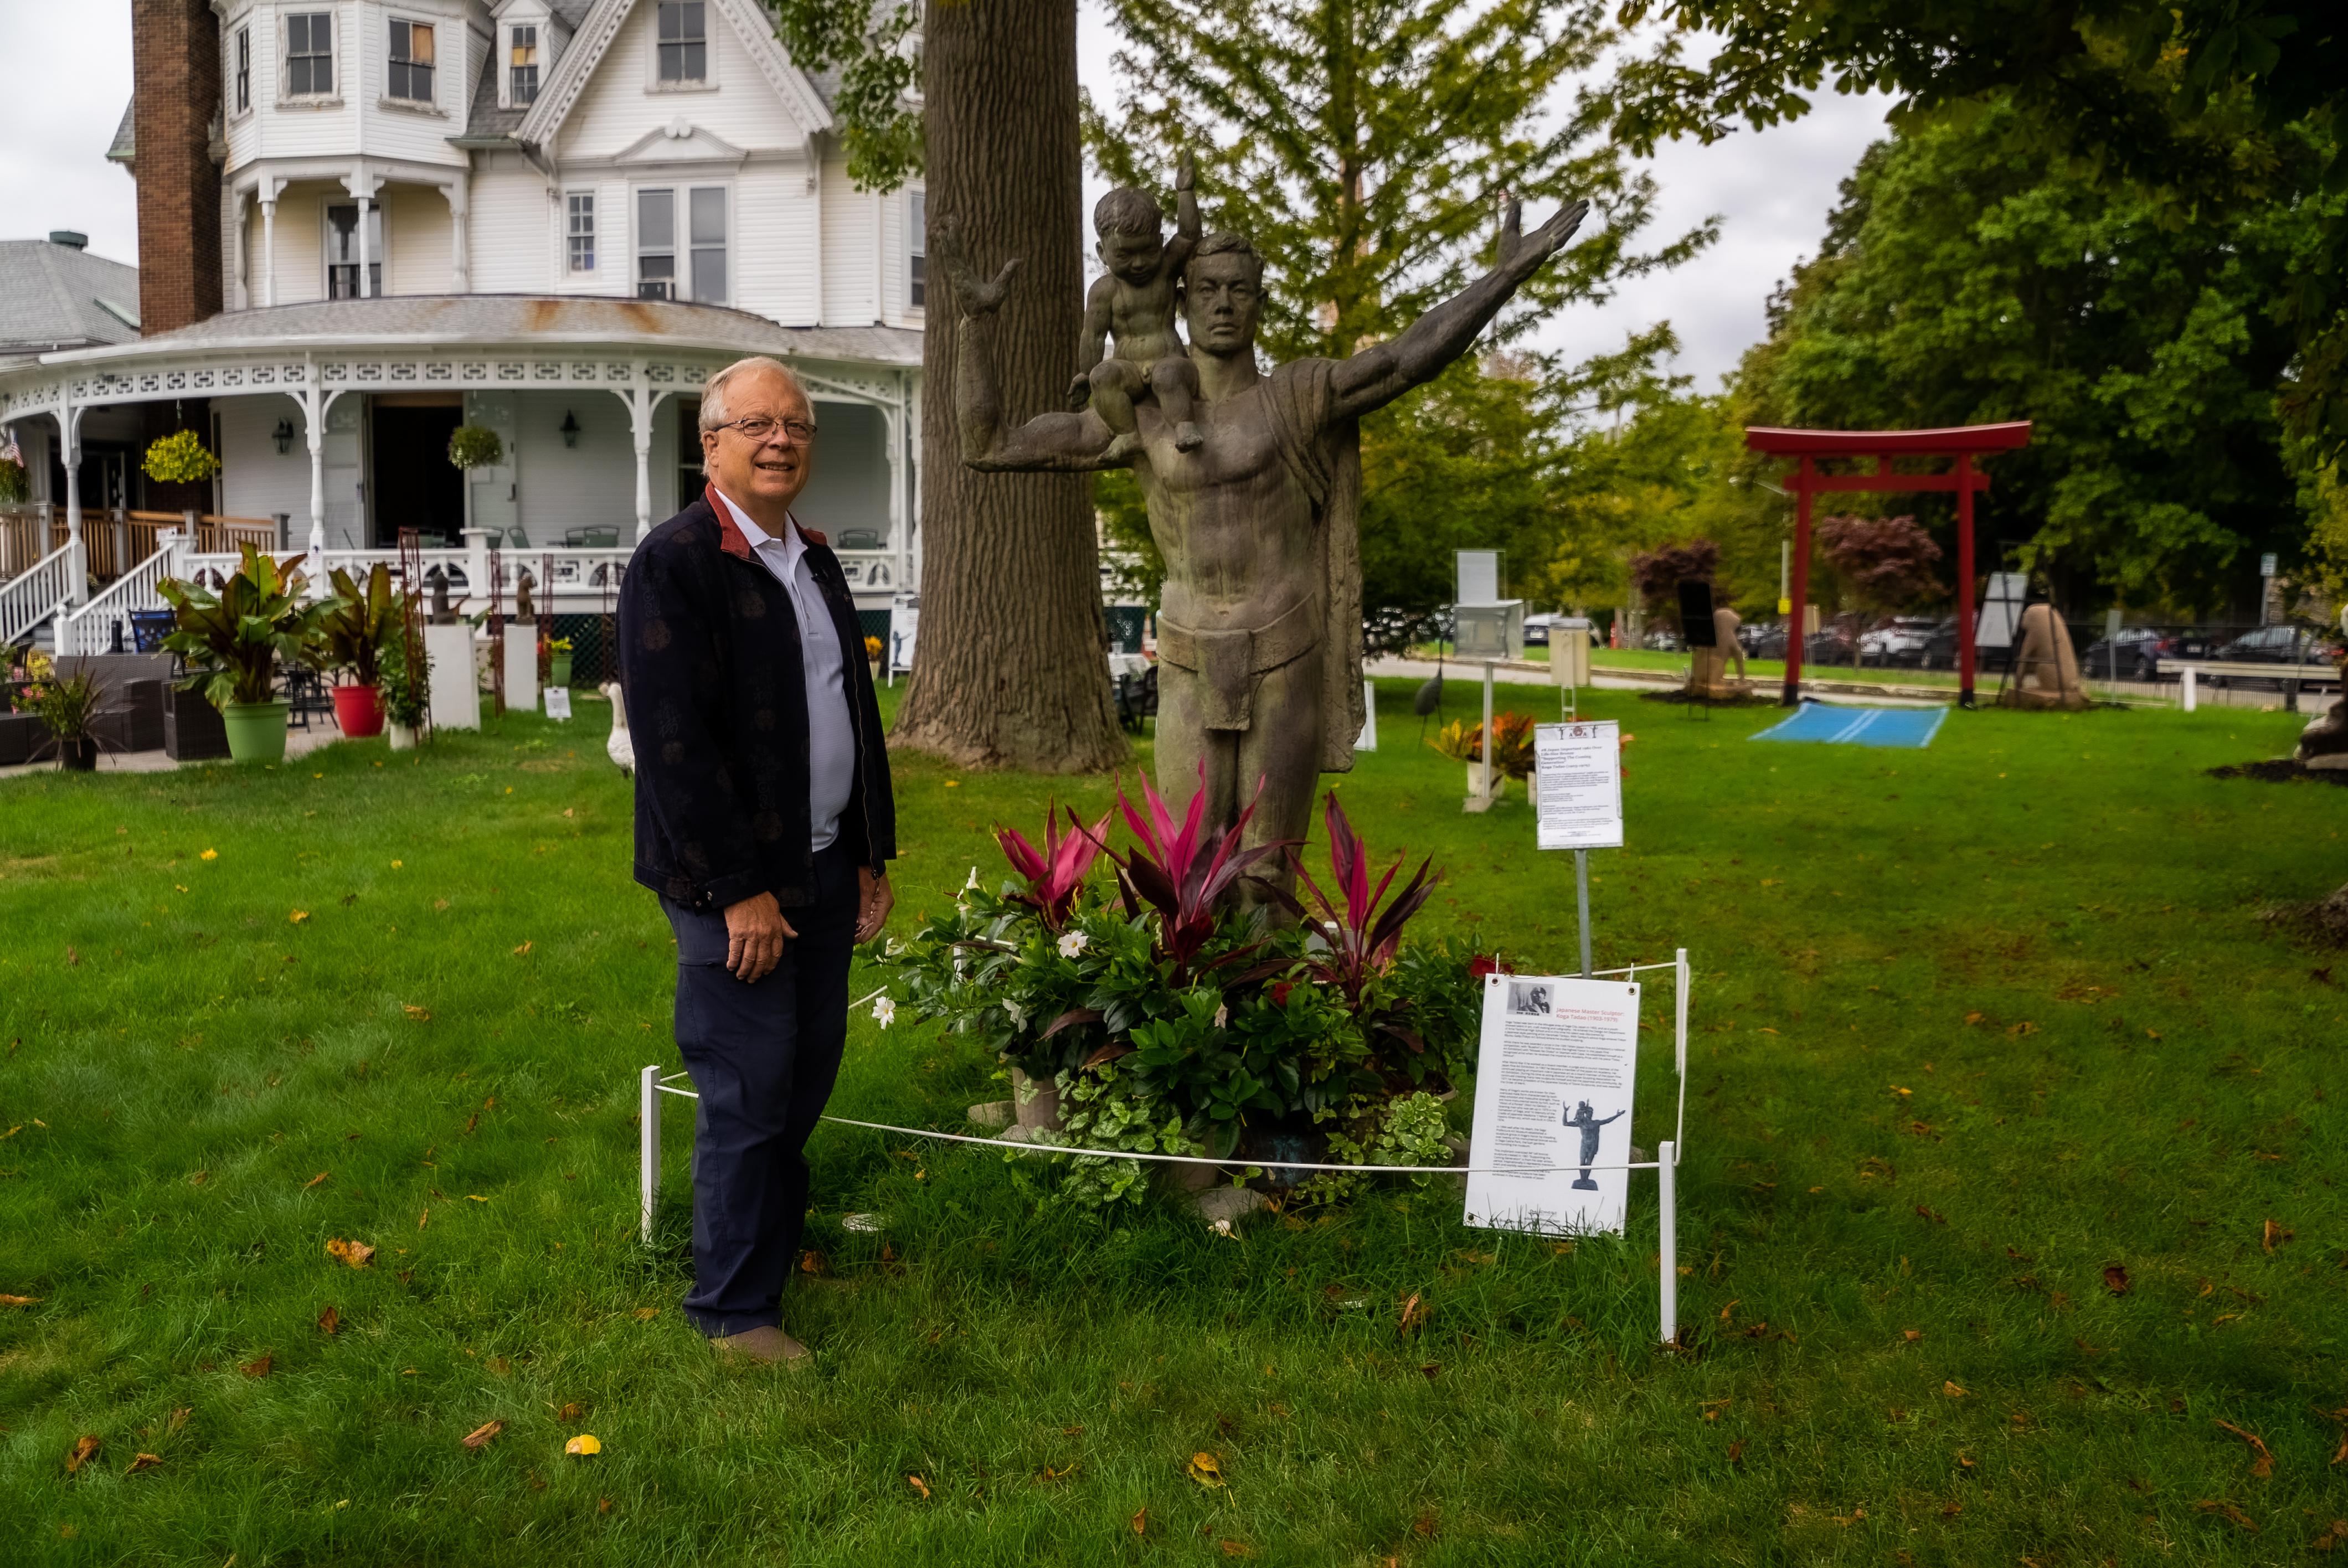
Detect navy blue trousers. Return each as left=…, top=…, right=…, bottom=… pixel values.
left=662, top=842, right=859, bottom=1338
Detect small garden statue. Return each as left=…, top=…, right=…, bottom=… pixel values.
left=513, top=567, right=536, bottom=624
left=2295, top=606, right=2348, bottom=770
left=942, top=176, right=1590, bottom=888
left=426, top=567, right=456, bottom=624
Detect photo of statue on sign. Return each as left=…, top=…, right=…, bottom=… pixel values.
left=1464, top=974, right=1641, bottom=1235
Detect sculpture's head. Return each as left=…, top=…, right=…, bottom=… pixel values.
left=1182, top=232, right=1263, bottom=358
left=1093, top=187, right=1166, bottom=285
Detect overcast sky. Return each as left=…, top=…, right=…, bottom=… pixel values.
left=0, top=2, right=1889, bottom=393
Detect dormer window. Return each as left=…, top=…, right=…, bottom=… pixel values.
left=285, top=12, right=333, bottom=97
left=509, top=27, right=540, bottom=106
left=657, top=2, right=707, bottom=83
left=388, top=20, right=435, bottom=102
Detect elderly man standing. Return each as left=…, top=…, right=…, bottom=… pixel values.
left=617, top=355, right=896, bottom=1365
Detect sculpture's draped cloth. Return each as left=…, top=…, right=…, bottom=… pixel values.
left=1260, top=357, right=1367, bottom=773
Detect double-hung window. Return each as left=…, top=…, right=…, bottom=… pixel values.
left=568, top=193, right=596, bottom=274
left=909, top=189, right=926, bottom=308
left=509, top=25, right=540, bottom=105
left=636, top=187, right=726, bottom=302
left=388, top=20, right=435, bottom=102
left=325, top=203, right=384, bottom=299
left=235, top=28, right=251, bottom=112
left=285, top=12, right=333, bottom=97
left=657, top=2, right=707, bottom=83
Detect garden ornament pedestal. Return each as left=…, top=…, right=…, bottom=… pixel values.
left=944, top=184, right=1590, bottom=880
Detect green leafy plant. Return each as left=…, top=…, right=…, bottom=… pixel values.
left=158, top=544, right=328, bottom=709
left=318, top=563, right=403, bottom=687
left=1431, top=711, right=1537, bottom=780
left=547, top=636, right=573, bottom=654
left=0, top=453, right=29, bottom=504
left=378, top=625, right=431, bottom=728
left=141, top=430, right=222, bottom=486
left=22, top=664, right=107, bottom=745
left=446, top=425, right=504, bottom=471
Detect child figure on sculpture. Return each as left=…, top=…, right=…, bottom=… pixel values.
left=1070, top=153, right=1204, bottom=460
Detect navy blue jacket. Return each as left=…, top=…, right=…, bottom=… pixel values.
left=616, top=488, right=896, bottom=911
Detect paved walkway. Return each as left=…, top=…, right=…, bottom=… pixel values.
left=0, top=721, right=353, bottom=781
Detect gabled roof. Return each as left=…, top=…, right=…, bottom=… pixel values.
left=107, top=101, right=136, bottom=168
left=460, top=0, right=600, bottom=144
left=0, top=239, right=141, bottom=358
left=514, top=0, right=832, bottom=151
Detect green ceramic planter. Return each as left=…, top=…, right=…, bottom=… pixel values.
left=220, top=699, right=290, bottom=764
left=548, top=654, right=574, bottom=687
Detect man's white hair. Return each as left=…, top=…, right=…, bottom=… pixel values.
left=699, top=355, right=810, bottom=431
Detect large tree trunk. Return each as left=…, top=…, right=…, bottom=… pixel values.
left=892, top=0, right=1127, bottom=774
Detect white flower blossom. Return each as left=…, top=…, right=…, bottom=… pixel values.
left=1213, top=1003, right=1229, bottom=1030
left=871, top=995, right=896, bottom=1029
left=1004, top=998, right=1027, bottom=1027
left=1057, top=930, right=1089, bottom=959
left=883, top=937, right=907, bottom=958
left=965, top=865, right=982, bottom=891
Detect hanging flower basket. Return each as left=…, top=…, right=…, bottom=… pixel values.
left=446, top=425, right=504, bottom=471
left=142, top=430, right=222, bottom=487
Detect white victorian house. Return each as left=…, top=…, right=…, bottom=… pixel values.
left=0, top=0, right=926, bottom=657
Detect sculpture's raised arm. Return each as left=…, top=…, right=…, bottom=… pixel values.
left=1329, top=197, right=1590, bottom=422
left=935, top=215, right=1126, bottom=474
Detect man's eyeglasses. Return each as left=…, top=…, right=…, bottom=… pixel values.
left=710, top=416, right=818, bottom=443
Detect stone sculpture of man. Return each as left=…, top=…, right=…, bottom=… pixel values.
left=940, top=193, right=1589, bottom=860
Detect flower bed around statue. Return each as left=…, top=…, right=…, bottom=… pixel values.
left=871, top=769, right=1482, bottom=1205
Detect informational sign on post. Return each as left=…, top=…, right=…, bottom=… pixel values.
left=1533, top=720, right=1623, bottom=851
left=543, top=685, right=573, bottom=721
left=1463, top=974, right=1642, bottom=1236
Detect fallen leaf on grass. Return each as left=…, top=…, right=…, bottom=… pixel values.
left=1718, top=1299, right=1741, bottom=1322
left=418, top=1210, right=429, bottom=1230
left=167, top=1407, right=189, bottom=1435
left=2103, top=1264, right=2131, bottom=1294
left=1916, top=1205, right=1946, bottom=1225
left=2262, top=1219, right=2293, bottom=1252
left=2193, top=1499, right=2257, bottom=1531
left=0, top=1294, right=41, bottom=1306
left=1220, top=1541, right=1257, bottom=1558
left=1130, top=1507, right=1147, bottom=1535
left=64, top=1435, right=99, bottom=1474
left=2007, top=1021, right=2038, bottom=1037
left=326, top=1238, right=375, bottom=1269
left=1903, top=1329, right=1922, bottom=1343
left=905, top=1473, right=930, bottom=1499
left=317, top=1305, right=341, bottom=1335
left=289, top=910, right=310, bottom=925
left=558, top=1403, right=585, bottom=1422
left=566, top=1435, right=601, bottom=1456
left=2075, top=1338, right=2107, bottom=1356
left=1187, top=1452, right=1226, bottom=1488
left=1397, top=1292, right=1427, bottom=1335
left=799, top=1250, right=828, bottom=1276
left=126, top=1452, right=162, bottom=1474
left=1036, top=1463, right=1077, bottom=1482
left=2212, top=1419, right=2274, bottom=1478
left=240, top=1353, right=271, bottom=1378
left=461, top=1420, right=504, bottom=1450
left=404, top=1005, right=431, bottom=1022
left=1727, top=1440, right=1746, bottom=1463
left=632, top=1307, right=659, bottom=1321
left=512, top=941, right=534, bottom=957
left=1944, top=1381, right=1968, bottom=1399
left=2332, top=1433, right=2348, bottom=1467
left=302, top=1171, right=329, bottom=1190
left=466, top=1195, right=488, bottom=1203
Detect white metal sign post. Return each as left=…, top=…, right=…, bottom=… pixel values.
left=1533, top=720, right=1623, bottom=976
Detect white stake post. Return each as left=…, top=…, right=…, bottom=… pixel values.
left=1658, top=1138, right=1678, bottom=1346
left=639, top=1064, right=660, bottom=1245
left=2181, top=668, right=2197, bottom=713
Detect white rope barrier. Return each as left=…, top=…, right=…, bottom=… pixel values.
left=637, top=947, right=1696, bottom=1346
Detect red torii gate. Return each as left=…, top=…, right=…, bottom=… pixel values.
left=1744, top=421, right=2032, bottom=710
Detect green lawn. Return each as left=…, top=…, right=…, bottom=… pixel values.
left=3, top=680, right=2342, bottom=1565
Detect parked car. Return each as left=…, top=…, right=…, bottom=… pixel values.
left=1521, top=611, right=1562, bottom=648
left=1739, top=621, right=1787, bottom=660
left=2206, top=623, right=2345, bottom=688
left=2077, top=625, right=2175, bottom=682
left=1856, top=616, right=1942, bottom=667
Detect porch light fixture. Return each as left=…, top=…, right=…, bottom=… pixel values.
left=560, top=410, right=581, bottom=448
left=272, top=418, right=296, bottom=455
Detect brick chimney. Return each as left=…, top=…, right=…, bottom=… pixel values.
left=130, top=0, right=224, bottom=336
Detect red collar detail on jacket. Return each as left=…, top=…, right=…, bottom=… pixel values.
left=705, top=482, right=826, bottom=559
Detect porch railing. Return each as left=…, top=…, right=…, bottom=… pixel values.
left=0, top=541, right=75, bottom=647
left=1, top=504, right=55, bottom=580
left=54, top=538, right=180, bottom=658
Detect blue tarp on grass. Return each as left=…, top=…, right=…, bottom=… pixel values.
left=1750, top=702, right=1949, bottom=749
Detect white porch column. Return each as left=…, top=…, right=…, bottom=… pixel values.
left=627, top=369, right=655, bottom=542
left=260, top=177, right=285, bottom=307
left=442, top=174, right=471, bottom=292
left=231, top=187, right=250, bottom=311
left=60, top=399, right=86, bottom=606
left=303, top=380, right=327, bottom=565
left=345, top=166, right=380, bottom=300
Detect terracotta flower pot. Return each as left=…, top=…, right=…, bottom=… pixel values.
left=220, top=700, right=290, bottom=764
left=332, top=683, right=385, bottom=738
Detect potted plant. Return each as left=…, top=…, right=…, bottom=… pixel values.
left=547, top=636, right=574, bottom=688
left=23, top=660, right=108, bottom=772
left=447, top=424, right=504, bottom=473
left=158, top=544, right=328, bottom=765
left=863, top=633, right=884, bottom=682
left=1433, top=711, right=1537, bottom=800
left=318, top=563, right=401, bottom=738
left=379, top=622, right=431, bottom=750
left=142, top=429, right=223, bottom=487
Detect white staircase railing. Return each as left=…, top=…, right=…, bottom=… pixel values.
left=1, top=542, right=76, bottom=648
left=53, top=537, right=179, bottom=658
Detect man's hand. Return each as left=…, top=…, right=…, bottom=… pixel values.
left=1066, top=371, right=1094, bottom=411
left=723, top=891, right=797, bottom=983
left=855, top=868, right=895, bottom=944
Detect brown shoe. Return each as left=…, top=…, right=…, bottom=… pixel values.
left=712, top=1325, right=810, bottom=1365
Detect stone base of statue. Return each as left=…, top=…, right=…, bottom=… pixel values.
left=1686, top=646, right=1755, bottom=701
left=2295, top=697, right=2348, bottom=765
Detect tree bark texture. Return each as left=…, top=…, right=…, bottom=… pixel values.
left=891, top=0, right=1128, bottom=774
